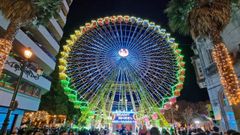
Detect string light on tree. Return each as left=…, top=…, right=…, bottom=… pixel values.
left=212, top=43, right=240, bottom=105
left=0, top=39, right=12, bottom=75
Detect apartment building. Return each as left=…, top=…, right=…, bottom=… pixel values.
left=0, top=0, right=72, bottom=130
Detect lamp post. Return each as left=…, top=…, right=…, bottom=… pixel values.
left=170, top=103, right=179, bottom=134
left=0, top=48, right=39, bottom=135
left=170, top=102, right=179, bottom=124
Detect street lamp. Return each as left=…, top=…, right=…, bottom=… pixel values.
left=170, top=103, right=179, bottom=134
left=194, top=120, right=200, bottom=129
left=1, top=47, right=42, bottom=135
left=23, top=48, right=33, bottom=59
left=170, top=103, right=179, bottom=123
left=194, top=120, right=200, bottom=125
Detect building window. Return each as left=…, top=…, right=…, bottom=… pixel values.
left=0, top=72, right=42, bottom=98
left=207, top=49, right=213, bottom=64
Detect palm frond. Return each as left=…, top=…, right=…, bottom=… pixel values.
left=164, top=0, right=196, bottom=36
left=0, top=0, right=61, bottom=26
left=33, top=0, right=61, bottom=26
left=0, top=0, right=35, bottom=23
left=165, top=0, right=238, bottom=37
left=189, top=1, right=231, bottom=39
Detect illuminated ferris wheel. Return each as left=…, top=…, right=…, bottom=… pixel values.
left=58, top=15, right=185, bottom=125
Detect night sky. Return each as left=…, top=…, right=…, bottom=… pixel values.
left=62, top=0, right=209, bottom=102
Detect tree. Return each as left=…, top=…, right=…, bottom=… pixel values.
left=39, top=78, right=80, bottom=121
left=165, top=0, right=240, bottom=105
left=39, top=28, right=81, bottom=122
left=164, top=101, right=209, bottom=134
left=0, top=0, right=61, bottom=75
left=164, top=101, right=208, bottom=123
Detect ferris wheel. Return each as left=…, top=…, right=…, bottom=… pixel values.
left=58, top=15, right=185, bottom=125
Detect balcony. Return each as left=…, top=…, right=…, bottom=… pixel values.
left=0, top=87, right=40, bottom=111
left=57, top=10, right=67, bottom=28
left=62, top=0, right=70, bottom=16
left=14, top=30, right=56, bottom=74
left=0, top=72, right=42, bottom=98
left=48, top=18, right=63, bottom=41
left=26, top=25, right=60, bottom=56
left=4, top=57, right=51, bottom=91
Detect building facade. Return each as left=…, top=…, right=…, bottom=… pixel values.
left=191, top=10, right=240, bottom=131
left=0, top=0, right=72, bottom=131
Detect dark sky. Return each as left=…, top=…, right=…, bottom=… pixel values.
left=62, top=0, right=209, bottom=102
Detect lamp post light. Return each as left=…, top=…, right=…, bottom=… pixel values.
left=194, top=120, right=200, bottom=129
left=1, top=48, right=41, bottom=135
left=194, top=120, right=200, bottom=125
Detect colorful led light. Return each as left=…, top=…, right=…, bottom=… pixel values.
left=58, top=15, right=185, bottom=126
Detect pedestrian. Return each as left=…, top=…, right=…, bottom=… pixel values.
left=211, top=127, right=220, bottom=135
left=149, top=127, right=160, bottom=135
left=139, top=125, right=148, bottom=135
left=120, top=125, right=127, bottom=135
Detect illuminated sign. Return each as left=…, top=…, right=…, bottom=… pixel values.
left=112, top=112, right=136, bottom=123
left=227, top=112, right=238, bottom=131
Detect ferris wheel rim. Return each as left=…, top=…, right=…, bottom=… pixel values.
left=58, top=15, right=185, bottom=117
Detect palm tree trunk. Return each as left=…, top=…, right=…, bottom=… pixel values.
left=211, top=30, right=240, bottom=129
left=211, top=29, right=240, bottom=102
left=4, top=21, right=20, bottom=41
left=0, top=21, right=20, bottom=75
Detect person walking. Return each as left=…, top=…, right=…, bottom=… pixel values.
left=139, top=125, right=148, bottom=135
left=149, top=127, right=160, bottom=135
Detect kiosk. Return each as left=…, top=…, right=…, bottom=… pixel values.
left=112, top=111, right=136, bottom=134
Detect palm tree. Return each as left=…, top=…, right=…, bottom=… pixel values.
left=0, top=0, right=61, bottom=75
left=166, top=0, right=240, bottom=128
left=166, top=0, right=240, bottom=104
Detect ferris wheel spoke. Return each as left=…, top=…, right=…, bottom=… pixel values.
left=125, top=24, right=139, bottom=48
left=134, top=36, right=165, bottom=53
left=127, top=27, right=154, bottom=51
left=126, top=25, right=146, bottom=49
left=71, top=66, right=113, bottom=92
left=100, top=25, right=122, bottom=50
left=103, top=24, right=122, bottom=50
left=114, top=23, right=123, bottom=47
left=78, top=73, right=112, bottom=99
left=129, top=63, right=173, bottom=99
left=94, top=27, right=119, bottom=50
left=129, top=29, right=159, bottom=51
left=134, top=35, right=164, bottom=53
left=126, top=68, right=161, bottom=106
left=71, top=65, right=113, bottom=86
left=135, top=66, right=177, bottom=91
left=90, top=27, right=118, bottom=49
left=91, top=28, right=116, bottom=48
left=79, top=34, right=111, bottom=53
left=67, top=62, right=113, bottom=79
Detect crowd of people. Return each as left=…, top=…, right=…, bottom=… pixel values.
left=5, top=125, right=240, bottom=135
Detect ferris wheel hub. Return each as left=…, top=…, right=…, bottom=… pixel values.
left=118, top=48, right=129, bottom=57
